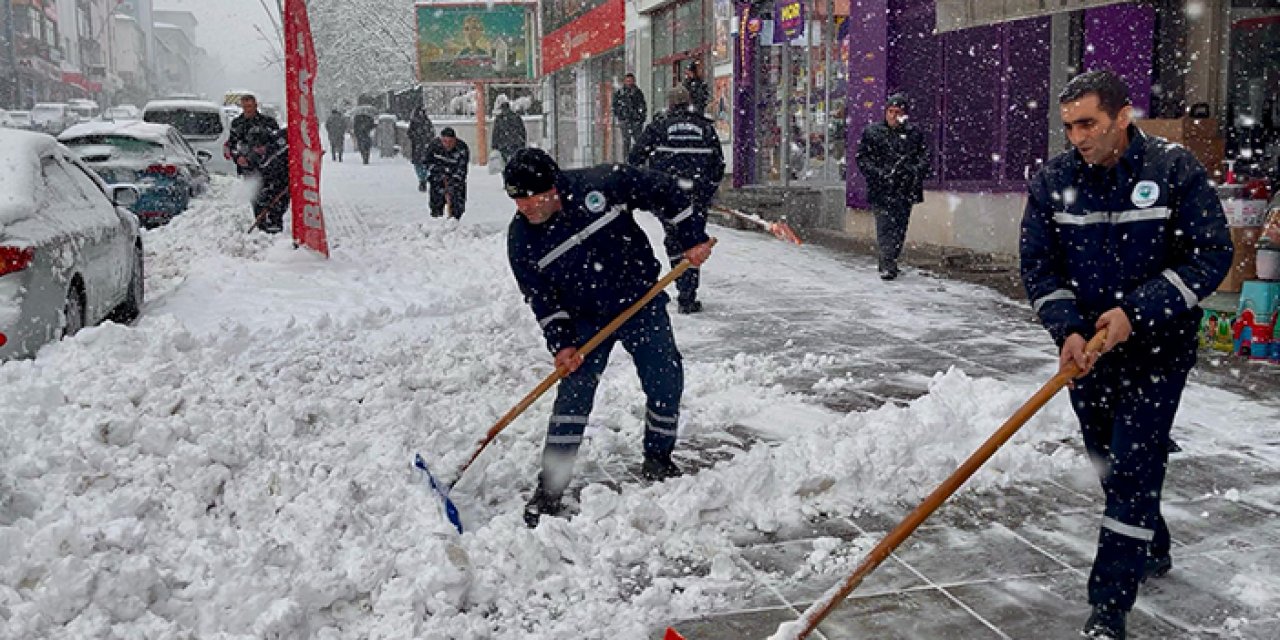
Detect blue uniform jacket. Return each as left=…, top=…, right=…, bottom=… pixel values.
left=627, top=108, right=725, bottom=198
left=508, top=164, right=709, bottom=354
left=1021, top=126, right=1232, bottom=365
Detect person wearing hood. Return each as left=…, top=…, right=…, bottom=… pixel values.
left=407, top=105, right=436, bottom=192
left=490, top=96, right=527, bottom=165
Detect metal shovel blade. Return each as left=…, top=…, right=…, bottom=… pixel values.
left=414, top=453, right=464, bottom=534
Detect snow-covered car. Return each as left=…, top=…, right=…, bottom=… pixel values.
left=59, top=121, right=212, bottom=227
left=5, top=110, right=34, bottom=130
left=29, top=103, right=75, bottom=134
left=103, top=104, right=142, bottom=121
left=67, top=99, right=100, bottom=123
left=0, top=129, right=144, bottom=360
left=142, top=99, right=234, bottom=175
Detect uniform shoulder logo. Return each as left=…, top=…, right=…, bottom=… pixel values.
left=585, top=191, right=607, bottom=213
left=1131, top=181, right=1160, bottom=208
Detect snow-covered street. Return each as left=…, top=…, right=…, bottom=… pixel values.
left=3, top=155, right=1279, bottom=639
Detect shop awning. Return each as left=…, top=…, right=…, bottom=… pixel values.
left=935, top=0, right=1128, bottom=33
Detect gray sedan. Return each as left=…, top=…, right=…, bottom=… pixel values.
left=1, top=129, right=144, bottom=360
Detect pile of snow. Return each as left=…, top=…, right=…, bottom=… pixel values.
left=0, top=164, right=1105, bottom=638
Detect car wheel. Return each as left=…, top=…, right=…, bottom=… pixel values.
left=110, top=245, right=144, bottom=323
left=62, top=283, right=86, bottom=339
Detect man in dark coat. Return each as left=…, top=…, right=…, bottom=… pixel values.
left=490, top=97, right=527, bottom=164
left=225, top=94, right=288, bottom=233
left=612, top=73, right=648, bottom=156
left=324, top=108, right=348, bottom=162
left=854, top=92, right=930, bottom=280
left=502, top=148, right=714, bottom=528
left=424, top=127, right=469, bottom=219
left=683, top=63, right=711, bottom=115
left=1021, top=70, right=1232, bottom=640
left=628, top=85, right=724, bottom=313
left=407, top=105, right=435, bottom=191
left=350, top=107, right=376, bottom=164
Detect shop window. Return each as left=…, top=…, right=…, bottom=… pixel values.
left=654, top=10, right=673, bottom=59
left=676, top=1, right=704, bottom=53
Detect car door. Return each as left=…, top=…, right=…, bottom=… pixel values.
left=168, top=129, right=207, bottom=195
left=48, top=153, right=127, bottom=320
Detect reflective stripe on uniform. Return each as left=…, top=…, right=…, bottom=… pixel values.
left=546, top=434, right=583, bottom=445
left=1052, top=207, right=1171, bottom=226
left=539, top=311, right=570, bottom=328
left=1162, top=268, right=1199, bottom=307
left=670, top=206, right=696, bottom=224
left=1032, top=289, right=1076, bottom=314
left=654, top=146, right=715, bottom=154
left=647, top=409, right=678, bottom=424
left=550, top=415, right=589, bottom=425
left=537, top=206, right=625, bottom=270
left=1101, top=516, right=1155, bottom=541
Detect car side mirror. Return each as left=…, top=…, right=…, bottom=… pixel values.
left=112, top=184, right=140, bottom=208
left=196, top=149, right=213, bottom=163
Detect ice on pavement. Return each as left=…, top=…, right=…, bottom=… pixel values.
left=0, top=159, right=1258, bottom=638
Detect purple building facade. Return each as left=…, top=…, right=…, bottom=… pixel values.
left=731, top=0, right=1159, bottom=210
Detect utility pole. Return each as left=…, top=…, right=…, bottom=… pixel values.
left=4, top=0, right=18, bottom=107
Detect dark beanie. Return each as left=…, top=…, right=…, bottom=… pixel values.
left=503, top=148, right=560, bottom=198
left=440, top=127, right=456, bottom=137
left=886, top=93, right=910, bottom=110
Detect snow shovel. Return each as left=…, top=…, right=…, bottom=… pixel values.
left=671, top=329, right=1109, bottom=640
left=246, top=186, right=290, bottom=233
left=415, top=238, right=717, bottom=534
left=710, top=205, right=803, bottom=245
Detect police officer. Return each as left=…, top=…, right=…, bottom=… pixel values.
left=1020, top=70, right=1232, bottom=639
left=424, top=127, right=470, bottom=219
left=502, top=148, right=714, bottom=528
left=628, top=85, right=724, bottom=313
left=225, top=94, right=288, bottom=232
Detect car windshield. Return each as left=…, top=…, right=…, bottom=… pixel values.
left=144, top=109, right=222, bottom=138
left=64, top=135, right=165, bottom=158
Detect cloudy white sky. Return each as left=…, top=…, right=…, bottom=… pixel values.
left=156, top=0, right=286, bottom=105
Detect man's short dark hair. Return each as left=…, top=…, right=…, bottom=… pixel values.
left=1059, top=70, right=1131, bottom=117
left=625, top=73, right=635, bottom=79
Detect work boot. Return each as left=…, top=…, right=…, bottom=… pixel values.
left=1082, top=605, right=1126, bottom=639
left=677, top=299, right=703, bottom=314
left=879, top=268, right=899, bottom=281
left=640, top=453, right=683, bottom=482
left=522, top=481, right=563, bottom=528
left=1143, top=554, right=1172, bottom=581
left=418, top=179, right=427, bottom=192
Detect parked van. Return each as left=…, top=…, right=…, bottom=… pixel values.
left=29, top=103, right=74, bottom=134
left=67, top=99, right=100, bottom=122
left=142, top=99, right=234, bottom=175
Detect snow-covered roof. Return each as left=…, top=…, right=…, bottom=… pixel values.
left=143, top=99, right=222, bottom=113
left=0, top=129, right=60, bottom=228
left=58, top=120, right=175, bottom=145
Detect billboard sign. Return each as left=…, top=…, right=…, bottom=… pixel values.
left=416, top=2, right=535, bottom=82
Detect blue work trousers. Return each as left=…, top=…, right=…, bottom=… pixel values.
left=1069, top=359, right=1190, bottom=612
left=540, top=297, right=683, bottom=496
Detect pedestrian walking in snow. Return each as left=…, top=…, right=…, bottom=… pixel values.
left=502, top=148, right=714, bottom=528
left=325, top=108, right=348, bottom=162
left=854, top=92, right=930, bottom=280
left=425, top=127, right=469, bottom=219
left=490, top=96, right=527, bottom=166
left=407, top=105, right=436, bottom=192
left=350, top=106, right=376, bottom=165
left=682, top=62, right=710, bottom=116
left=612, top=73, right=647, bottom=156
left=226, top=94, right=288, bottom=233
left=628, top=85, right=724, bottom=314
left=1020, top=69, right=1232, bottom=640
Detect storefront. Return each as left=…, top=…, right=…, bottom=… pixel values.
left=542, top=0, right=626, bottom=167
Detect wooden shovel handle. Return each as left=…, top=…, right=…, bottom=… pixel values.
left=452, top=238, right=717, bottom=485
left=788, top=329, right=1108, bottom=638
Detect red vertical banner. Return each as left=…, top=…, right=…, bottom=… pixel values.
left=285, top=0, right=330, bottom=257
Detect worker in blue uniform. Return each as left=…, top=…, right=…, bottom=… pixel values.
left=1020, top=69, right=1232, bottom=639
left=502, top=148, right=715, bottom=528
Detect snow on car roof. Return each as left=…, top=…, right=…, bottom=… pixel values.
left=143, top=99, right=223, bottom=113
left=59, top=120, right=174, bottom=145
left=0, top=129, right=61, bottom=227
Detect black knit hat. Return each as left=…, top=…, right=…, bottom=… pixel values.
left=886, top=93, right=910, bottom=110
left=440, top=127, right=456, bottom=137
left=503, top=148, right=560, bottom=198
